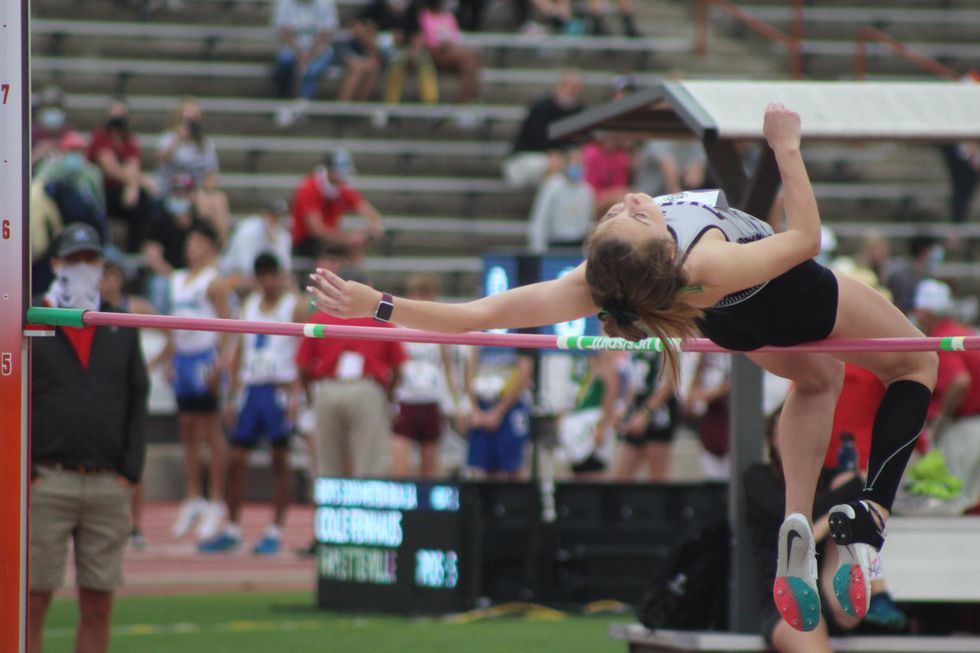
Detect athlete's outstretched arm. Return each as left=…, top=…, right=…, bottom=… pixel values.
left=693, top=103, right=823, bottom=291
left=307, top=263, right=598, bottom=333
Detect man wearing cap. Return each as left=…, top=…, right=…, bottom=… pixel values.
left=290, top=149, right=384, bottom=259
left=29, top=223, right=148, bottom=653
left=221, top=197, right=294, bottom=293
left=911, top=279, right=980, bottom=512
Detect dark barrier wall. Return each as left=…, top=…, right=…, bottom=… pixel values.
left=315, top=479, right=727, bottom=614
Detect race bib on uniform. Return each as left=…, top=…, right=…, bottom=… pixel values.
left=654, top=189, right=727, bottom=208
left=336, top=351, right=365, bottom=380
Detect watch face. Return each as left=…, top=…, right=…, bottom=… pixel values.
left=376, top=301, right=394, bottom=322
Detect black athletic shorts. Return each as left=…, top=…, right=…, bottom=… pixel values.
left=176, top=393, right=219, bottom=414
left=618, top=395, right=679, bottom=446
left=696, top=259, right=839, bottom=352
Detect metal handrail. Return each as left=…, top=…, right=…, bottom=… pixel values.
left=854, top=26, right=959, bottom=81
left=695, top=0, right=804, bottom=79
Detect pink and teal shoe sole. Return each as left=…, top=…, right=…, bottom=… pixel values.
left=833, top=563, right=870, bottom=619
left=773, top=576, right=821, bottom=632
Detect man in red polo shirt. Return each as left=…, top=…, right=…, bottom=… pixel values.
left=296, top=269, right=405, bottom=477
left=911, top=279, right=980, bottom=512
left=291, top=148, right=384, bottom=258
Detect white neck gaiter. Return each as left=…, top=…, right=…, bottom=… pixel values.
left=47, top=263, right=103, bottom=311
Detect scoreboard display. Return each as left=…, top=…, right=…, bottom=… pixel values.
left=315, top=478, right=476, bottom=614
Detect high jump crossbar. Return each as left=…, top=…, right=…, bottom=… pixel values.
left=25, top=307, right=980, bottom=353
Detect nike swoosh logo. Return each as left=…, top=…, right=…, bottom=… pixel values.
left=786, top=529, right=802, bottom=568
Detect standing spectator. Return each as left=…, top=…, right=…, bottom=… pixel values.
left=168, top=222, right=234, bottom=542
left=29, top=223, right=148, bottom=653
left=583, top=133, right=633, bottom=218
left=296, top=269, right=407, bottom=477
left=220, top=197, right=294, bottom=293
left=272, top=0, right=340, bottom=127
left=912, top=280, right=980, bottom=512
left=939, top=142, right=978, bottom=224
left=31, top=85, right=73, bottom=169
left=87, top=97, right=153, bottom=252
left=200, top=253, right=306, bottom=553
left=290, top=149, right=384, bottom=258
left=141, top=174, right=204, bottom=313
left=462, top=347, right=534, bottom=480
left=558, top=351, right=626, bottom=480
left=612, top=349, right=678, bottom=481
left=156, top=98, right=231, bottom=242
left=503, top=70, right=584, bottom=188
left=391, top=273, right=459, bottom=478
left=685, top=352, right=731, bottom=480
left=527, top=147, right=594, bottom=253
left=585, top=0, right=640, bottom=36
left=35, top=131, right=109, bottom=245
left=884, top=235, right=941, bottom=314
left=634, top=140, right=707, bottom=198
left=99, top=260, right=166, bottom=551
left=419, top=0, right=482, bottom=104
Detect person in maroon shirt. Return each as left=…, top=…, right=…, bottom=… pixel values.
left=296, top=269, right=405, bottom=477
left=912, top=279, right=980, bottom=511
left=87, top=97, right=153, bottom=251
left=290, top=149, right=384, bottom=258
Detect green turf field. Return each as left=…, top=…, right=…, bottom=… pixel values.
left=43, top=591, right=632, bottom=653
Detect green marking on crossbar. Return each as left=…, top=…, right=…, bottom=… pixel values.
left=26, top=306, right=87, bottom=328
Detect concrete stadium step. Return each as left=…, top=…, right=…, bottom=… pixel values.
left=32, top=55, right=667, bottom=105
left=61, top=93, right=525, bottom=142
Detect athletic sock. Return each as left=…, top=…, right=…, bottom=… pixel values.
left=862, top=380, right=932, bottom=511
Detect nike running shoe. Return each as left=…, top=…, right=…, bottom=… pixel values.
left=773, top=513, right=821, bottom=632
left=828, top=500, right=885, bottom=620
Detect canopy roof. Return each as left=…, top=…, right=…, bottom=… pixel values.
left=552, top=80, right=980, bottom=143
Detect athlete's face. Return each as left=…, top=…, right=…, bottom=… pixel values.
left=256, top=270, right=282, bottom=297
left=594, top=193, right=668, bottom=244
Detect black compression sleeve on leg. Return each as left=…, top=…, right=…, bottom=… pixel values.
left=862, top=380, right=932, bottom=510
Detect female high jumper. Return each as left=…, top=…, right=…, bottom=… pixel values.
left=307, top=103, right=937, bottom=632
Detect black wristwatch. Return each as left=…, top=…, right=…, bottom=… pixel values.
left=374, top=292, right=394, bottom=323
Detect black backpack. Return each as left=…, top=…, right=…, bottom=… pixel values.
left=636, top=515, right=730, bottom=630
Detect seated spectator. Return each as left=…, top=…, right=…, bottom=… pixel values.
left=342, top=0, right=433, bottom=107
left=585, top=0, right=640, bottom=36
left=156, top=98, right=231, bottom=243
left=35, top=131, right=108, bottom=245
left=141, top=175, right=205, bottom=313
left=290, top=149, right=384, bottom=259
left=527, top=147, right=594, bottom=253
left=634, top=139, right=707, bottom=197
left=583, top=133, right=633, bottom=218
left=884, top=235, right=941, bottom=314
left=745, top=408, right=907, bottom=650
left=910, top=280, right=980, bottom=513
left=503, top=70, right=584, bottom=188
left=220, top=198, right=294, bottom=293
left=419, top=0, right=481, bottom=104
left=87, top=97, right=153, bottom=252
left=272, top=0, right=340, bottom=126
left=31, top=85, right=72, bottom=169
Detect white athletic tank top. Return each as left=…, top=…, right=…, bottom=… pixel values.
left=239, top=292, right=300, bottom=386
left=394, top=341, right=448, bottom=404
left=170, top=266, right=220, bottom=353
left=655, top=190, right=774, bottom=307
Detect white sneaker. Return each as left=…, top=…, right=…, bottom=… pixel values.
left=773, top=513, right=821, bottom=632
left=195, top=501, right=227, bottom=541
left=172, top=497, right=208, bottom=539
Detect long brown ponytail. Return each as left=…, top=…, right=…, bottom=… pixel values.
left=585, top=233, right=702, bottom=385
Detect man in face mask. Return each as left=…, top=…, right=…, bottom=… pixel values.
left=87, top=97, right=152, bottom=252
left=290, top=148, right=384, bottom=259
left=30, top=221, right=149, bottom=653
left=31, top=85, right=72, bottom=168
left=527, top=146, right=595, bottom=254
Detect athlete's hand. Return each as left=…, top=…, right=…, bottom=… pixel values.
left=307, top=268, right=382, bottom=319
left=763, top=103, right=801, bottom=153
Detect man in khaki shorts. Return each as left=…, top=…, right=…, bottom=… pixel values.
left=29, top=223, right=148, bottom=653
